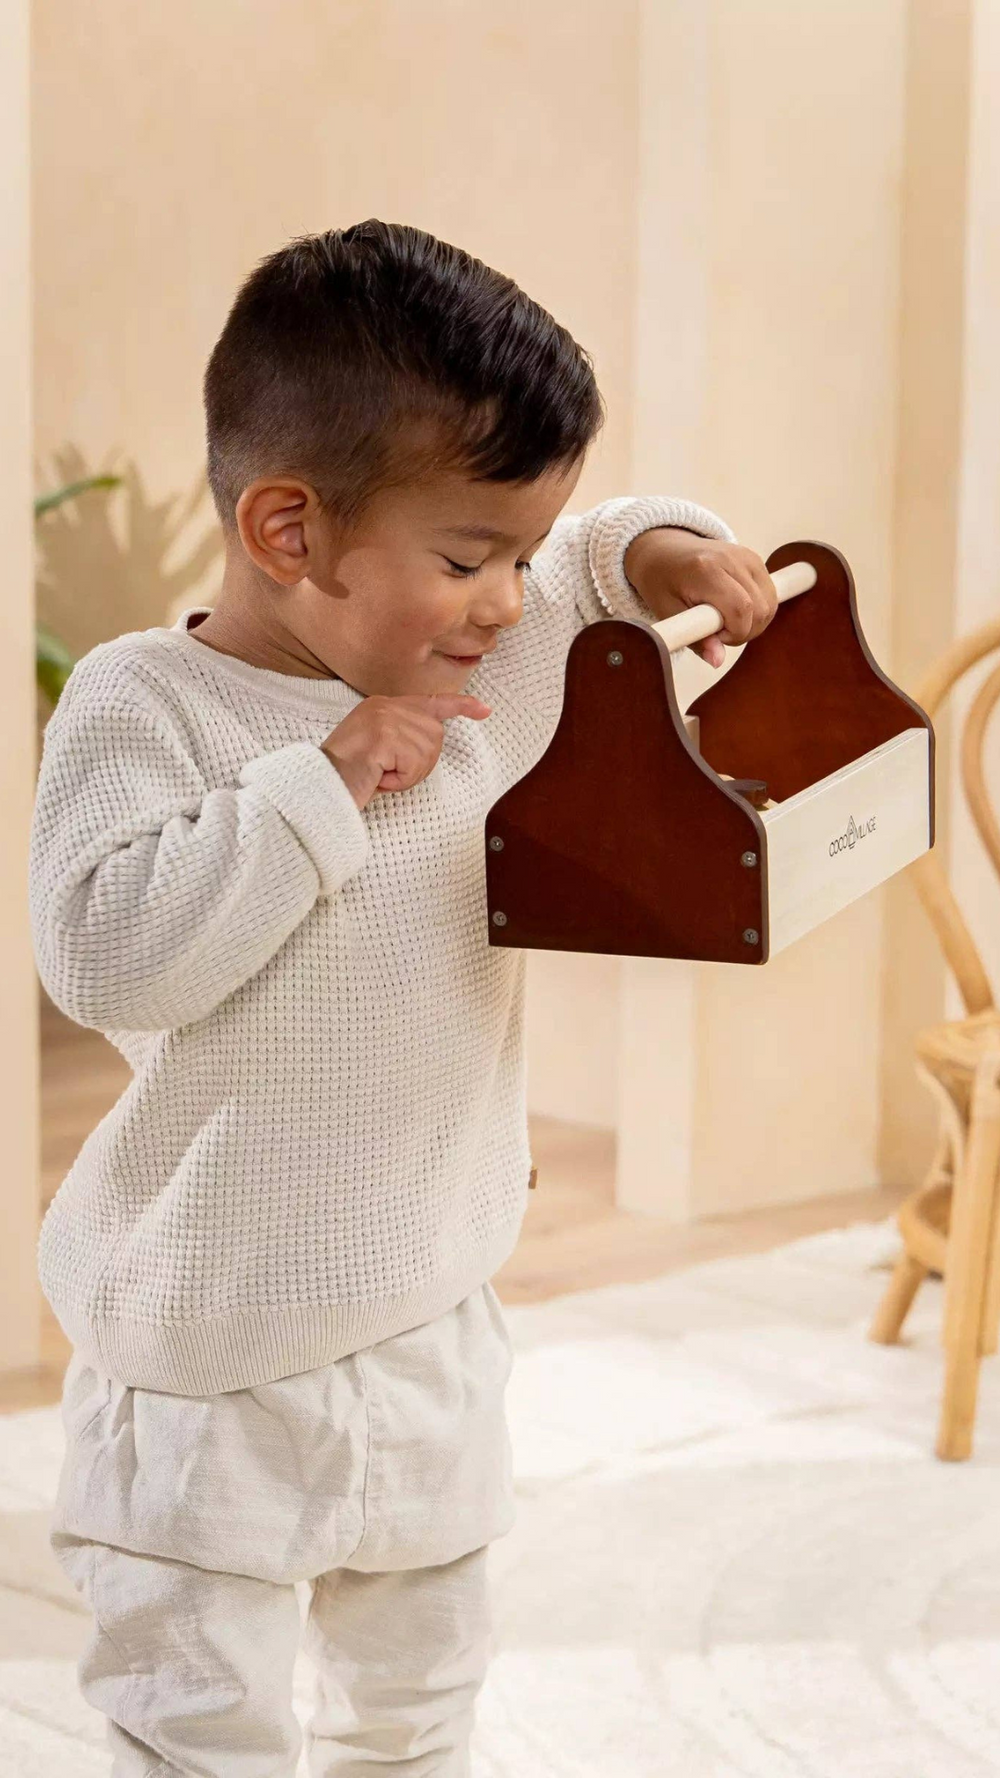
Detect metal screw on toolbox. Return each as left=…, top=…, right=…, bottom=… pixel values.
left=607, top=649, right=624, bottom=667
left=492, top=910, right=508, bottom=927
left=489, top=836, right=504, bottom=852
left=741, top=850, right=758, bottom=869
left=742, top=927, right=759, bottom=946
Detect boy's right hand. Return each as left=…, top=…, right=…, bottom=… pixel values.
left=321, top=694, right=492, bottom=809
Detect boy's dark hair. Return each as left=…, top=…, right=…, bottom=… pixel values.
left=204, top=221, right=604, bottom=528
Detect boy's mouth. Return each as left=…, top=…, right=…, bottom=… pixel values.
left=438, top=646, right=492, bottom=667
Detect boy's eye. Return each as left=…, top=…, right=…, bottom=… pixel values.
left=443, top=559, right=531, bottom=578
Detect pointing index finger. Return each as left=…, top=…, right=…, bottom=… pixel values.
left=419, top=694, right=492, bottom=719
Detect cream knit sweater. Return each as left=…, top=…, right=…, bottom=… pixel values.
left=31, top=494, right=735, bottom=1394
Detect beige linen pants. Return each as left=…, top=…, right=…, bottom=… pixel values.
left=52, top=1284, right=515, bottom=1776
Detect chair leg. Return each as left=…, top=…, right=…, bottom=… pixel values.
left=938, top=1344, right=984, bottom=1462
left=977, top=1156, right=1000, bottom=1357
left=868, top=1109, right=953, bottom=1346
left=870, top=1252, right=929, bottom=1345
left=936, top=1047, right=1000, bottom=1462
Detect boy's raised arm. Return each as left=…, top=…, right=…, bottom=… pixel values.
left=539, top=493, right=738, bottom=633
left=30, top=663, right=369, bottom=1034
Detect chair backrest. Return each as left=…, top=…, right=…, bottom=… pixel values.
left=909, top=617, right=1000, bottom=1015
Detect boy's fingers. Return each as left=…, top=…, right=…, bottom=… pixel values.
left=712, top=558, right=776, bottom=647
left=743, top=554, right=778, bottom=637
left=728, top=548, right=777, bottom=639
left=712, top=570, right=757, bottom=645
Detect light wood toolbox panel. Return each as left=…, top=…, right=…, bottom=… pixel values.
left=761, top=728, right=932, bottom=956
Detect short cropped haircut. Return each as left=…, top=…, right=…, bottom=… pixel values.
left=203, top=221, right=604, bottom=528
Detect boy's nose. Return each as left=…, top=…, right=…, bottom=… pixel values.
left=473, top=576, right=523, bottom=631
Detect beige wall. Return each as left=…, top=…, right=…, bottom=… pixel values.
left=697, top=0, right=908, bottom=1213
left=1, top=0, right=40, bottom=1371
left=617, top=0, right=913, bottom=1216
left=947, top=0, right=1000, bottom=1005
left=31, top=0, right=639, bottom=647
left=31, top=0, right=642, bottom=1134
left=26, top=1, right=997, bottom=1229
left=32, top=0, right=643, bottom=1131
left=557, top=0, right=999, bottom=1217
left=879, top=0, right=973, bottom=1188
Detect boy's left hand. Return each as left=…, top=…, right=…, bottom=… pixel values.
left=623, top=528, right=778, bottom=669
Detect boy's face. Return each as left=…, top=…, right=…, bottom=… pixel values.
left=238, top=456, right=584, bottom=696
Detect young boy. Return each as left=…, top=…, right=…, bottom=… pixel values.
left=30, top=220, right=777, bottom=1775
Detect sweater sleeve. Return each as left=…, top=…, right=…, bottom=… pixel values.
left=30, top=678, right=369, bottom=1034
left=537, top=493, right=737, bottom=631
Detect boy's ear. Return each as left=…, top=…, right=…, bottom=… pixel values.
left=235, top=478, right=321, bottom=584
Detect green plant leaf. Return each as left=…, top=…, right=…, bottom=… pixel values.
left=36, top=622, right=76, bottom=706
left=34, top=475, right=121, bottom=519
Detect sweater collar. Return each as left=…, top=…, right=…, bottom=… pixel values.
left=170, top=608, right=364, bottom=714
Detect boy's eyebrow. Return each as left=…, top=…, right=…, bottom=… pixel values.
left=438, top=523, right=552, bottom=546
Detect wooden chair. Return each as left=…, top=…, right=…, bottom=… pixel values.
left=870, top=615, right=1000, bottom=1460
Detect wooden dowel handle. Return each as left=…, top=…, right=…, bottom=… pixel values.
left=651, top=559, right=818, bottom=654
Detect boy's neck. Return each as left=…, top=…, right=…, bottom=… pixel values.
left=189, top=553, right=339, bottom=681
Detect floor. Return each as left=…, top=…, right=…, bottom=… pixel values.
left=7, top=1222, right=997, bottom=1775
left=0, top=996, right=910, bottom=1414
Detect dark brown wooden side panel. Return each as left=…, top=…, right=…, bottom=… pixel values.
left=689, top=540, right=936, bottom=823
left=485, top=619, right=768, bottom=962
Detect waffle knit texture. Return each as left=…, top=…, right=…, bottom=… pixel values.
left=31, top=495, right=735, bottom=1394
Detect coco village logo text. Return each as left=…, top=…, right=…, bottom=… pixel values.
left=829, top=813, right=876, bottom=856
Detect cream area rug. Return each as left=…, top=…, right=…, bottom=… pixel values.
left=2, top=1219, right=1000, bottom=1776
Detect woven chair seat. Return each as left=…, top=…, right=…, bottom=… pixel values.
left=915, top=1008, right=1000, bottom=1117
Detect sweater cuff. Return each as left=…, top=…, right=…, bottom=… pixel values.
left=240, top=742, right=370, bottom=895
left=588, top=496, right=737, bottom=623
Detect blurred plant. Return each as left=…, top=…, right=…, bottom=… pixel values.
left=35, top=448, right=224, bottom=708
left=34, top=474, right=120, bottom=521
left=34, top=475, right=121, bottom=704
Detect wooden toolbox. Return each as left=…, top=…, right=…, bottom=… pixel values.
left=484, top=540, right=934, bottom=964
